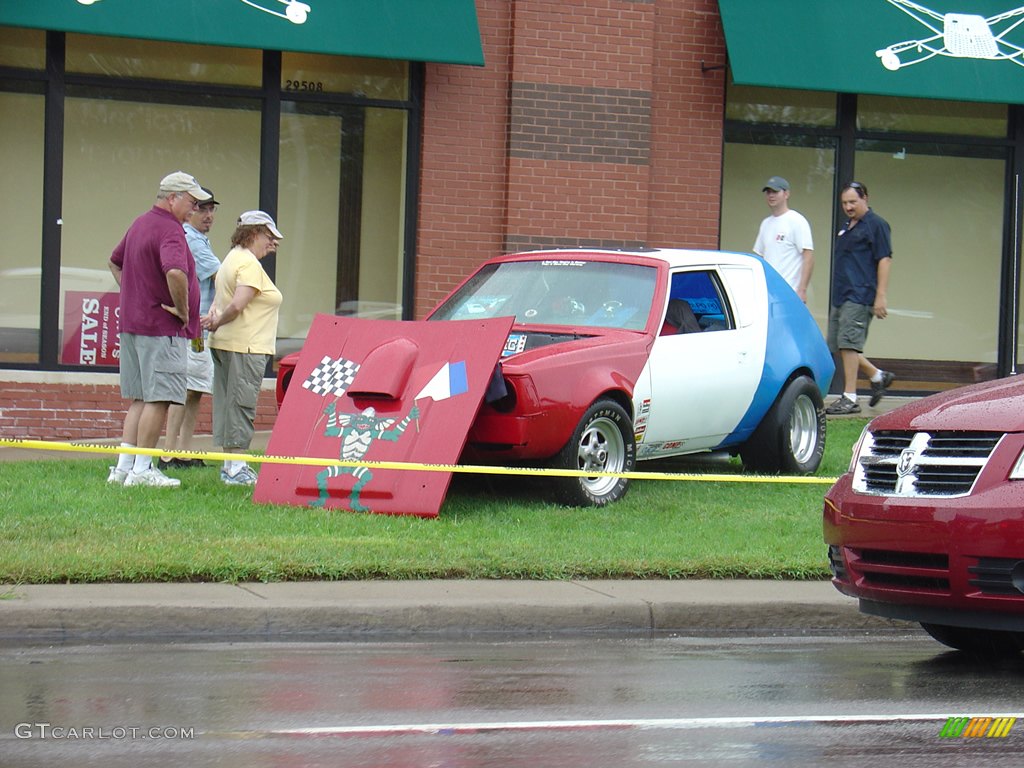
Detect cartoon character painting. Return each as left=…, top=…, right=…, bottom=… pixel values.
left=310, top=402, right=419, bottom=512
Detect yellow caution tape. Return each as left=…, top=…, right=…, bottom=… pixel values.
left=0, top=437, right=840, bottom=485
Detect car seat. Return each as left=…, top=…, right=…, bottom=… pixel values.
left=660, top=298, right=702, bottom=335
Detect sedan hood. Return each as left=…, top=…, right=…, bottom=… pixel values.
left=870, top=375, right=1024, bottom=433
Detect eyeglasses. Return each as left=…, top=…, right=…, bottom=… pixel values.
left=177, top=193, right=200, bottom=209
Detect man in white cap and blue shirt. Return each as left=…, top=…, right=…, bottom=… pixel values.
left=753, top=176, right=814, bottom=303
left=107, top=171, right=211, bottom=488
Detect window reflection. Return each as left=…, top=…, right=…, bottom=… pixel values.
left=0, top=91, right=45, bottom=364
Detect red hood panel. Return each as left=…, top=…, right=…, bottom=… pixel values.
left=870, top=376, right=1024, bottom=433
left=255, top=314, right=513, bottom=517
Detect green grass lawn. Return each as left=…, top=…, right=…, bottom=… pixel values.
left=0, top=419, right=865, bottom=584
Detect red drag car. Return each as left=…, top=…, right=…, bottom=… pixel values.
left=278, top=249, right=835, bottom=506
left=824, top=375, right=1024, bottom=654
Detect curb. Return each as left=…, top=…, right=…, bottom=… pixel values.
left=0, top=580, right=897, bottom=642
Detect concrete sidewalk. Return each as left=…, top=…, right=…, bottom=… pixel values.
left=0, top=580, right=896, bottom=642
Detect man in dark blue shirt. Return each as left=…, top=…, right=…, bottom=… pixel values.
left=825, top=181, right=894, bottom=415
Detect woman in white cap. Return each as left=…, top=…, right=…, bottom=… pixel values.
left=203, top=211, right=283, bottom=485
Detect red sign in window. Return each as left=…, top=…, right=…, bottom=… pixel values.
left=61, top=291, right=121, bottom=367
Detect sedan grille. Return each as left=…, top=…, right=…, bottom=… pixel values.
left=852, top=430, right=1002, bottom=497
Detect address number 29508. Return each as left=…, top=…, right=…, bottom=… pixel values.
left=285, top=80, right=325, bottom=92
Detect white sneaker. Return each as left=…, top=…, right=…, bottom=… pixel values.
left=220, top=465, right=258, bottom=486
left=107, top=466, right=129, bottom=485
left=125, top=466, right=181, bottom=488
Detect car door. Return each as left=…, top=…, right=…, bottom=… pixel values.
left=633, top=265, right=767, bottom=458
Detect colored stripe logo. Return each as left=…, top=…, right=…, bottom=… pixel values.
left=939, top=716, right=1015, bottom=738
left=415, top=361, right=469, bottom=402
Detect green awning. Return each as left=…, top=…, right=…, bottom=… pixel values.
left=0, top=0, right=483, bottom=66
left=719, top=0, right=1024, bottom=104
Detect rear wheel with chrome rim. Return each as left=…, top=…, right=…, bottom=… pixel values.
left=740, top=375, right=826, bottom=474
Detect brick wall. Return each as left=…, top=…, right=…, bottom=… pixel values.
left=505, top=0, right=655, bottom=252
left=647, top=0, right=726, bottom=247
left=0, top=377, right=278, bottom=442
left=415, top=0, right=515, bottom=318
left=416, top=0, right=725, bottom=314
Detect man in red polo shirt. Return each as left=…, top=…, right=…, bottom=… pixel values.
left=106, top=171, right=211, bottom=487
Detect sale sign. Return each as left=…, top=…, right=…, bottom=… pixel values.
left=61, top=290, right=121, bottom=367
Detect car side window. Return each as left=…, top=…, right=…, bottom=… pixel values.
left=664, top=270, right=734, bottom=333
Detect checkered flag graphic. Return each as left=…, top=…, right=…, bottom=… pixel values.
left=302, top=355, right=360, bottom=397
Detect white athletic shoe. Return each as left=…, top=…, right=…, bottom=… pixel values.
left=124, top=467, right=181, bottom=488
left=220, top=466, right=258, bottom=486
left=107, top=466, right=129, bottom=485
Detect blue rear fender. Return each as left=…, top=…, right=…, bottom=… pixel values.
left=719, top=266, right=834, bottom=448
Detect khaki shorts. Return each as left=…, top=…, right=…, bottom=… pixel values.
left=827, top=301, right=873, bottom=354
left=119, top=333, right=188, bottom=405
left=186, top=343, right=214, bottom=395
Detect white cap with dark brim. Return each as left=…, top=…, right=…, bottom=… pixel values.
left=238, top=210, right=283, bottom=239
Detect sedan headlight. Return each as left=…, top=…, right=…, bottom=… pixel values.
left=848, top=425, right=870, bottom=473
left=1008, top=447, right=1024, bottom=480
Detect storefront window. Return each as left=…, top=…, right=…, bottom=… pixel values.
left=854, top=141, right=1004, bottom=382
left=720, top=141, right=836, bottom=333
left=282, top=52, right=408, bottom=100
left=0, top=26, right=44, bottom=69
left=277, top=107, right=344, bottom=344
left=0, top=88, right=45, bottom=364
left=725, top=81, right=835, bottom=127
left=0, top=31, right=418, bottom=372
left=66, top=34, right=262, bottom=87
left=59, top=94, right=261, bottom=366
left=359, top=107, right=407, bottom=306
left=858, top=95, right=1007, bottom=138
left=276, top=104, right=407, bottom=352
left=725, top=76, right=1010, bottom=390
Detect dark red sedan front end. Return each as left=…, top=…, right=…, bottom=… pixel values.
left=824, top=376, right=1024, bottom=652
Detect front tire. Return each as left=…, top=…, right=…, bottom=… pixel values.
left=741, top=375, right=825, bottom=474
left=553, top=399, right=635, bottom=506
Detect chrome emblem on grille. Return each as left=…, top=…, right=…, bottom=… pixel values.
left=897, top=447, right=917, bottom=477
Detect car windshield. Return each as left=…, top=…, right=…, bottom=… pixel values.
left=431, top=259, right=658, bottom=330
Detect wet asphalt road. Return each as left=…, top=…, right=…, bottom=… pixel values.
left=2, top=632, right=1024, bottom=767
